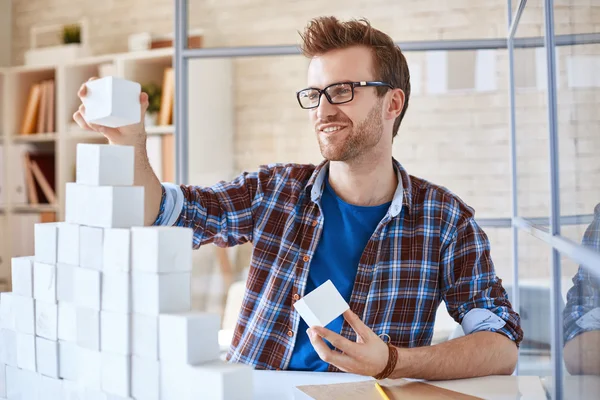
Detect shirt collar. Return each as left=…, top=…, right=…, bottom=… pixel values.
left=305, top=158, right=412, bottom=217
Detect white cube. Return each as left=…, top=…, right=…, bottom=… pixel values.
left=13, top=295, right=35, bottom=335
left=74, top=268, right=101, bottom=310
left=132, top=356, right=159, bottom=400
left=66, top=183, right=144, bottom=228
left=17, top=368, right=40, bottom=399
left=0, top=293, right=15, bottom=330
left=35, top=300, right=58, bottom=340
left=101, top=352, right=130, bottom=397
left=11, top=257, right=34, bottom=297
left=58, top=223, right=81, bottom=266
left=101, top=311, right=130, bottom=355
left=158, top=312, right=220, bottom=364
left=83, top=76, right=141, bottom=128
left=33, top=261, right=57, bottom=303
left=5, top=365, right=18, bottom=400
left=57, top=264, right=76, bottom=303
left=160, top=362, right=189, bottom=400
left=77, top=308, right=100, bottom=350
left=16, top=333, right=36, bottom=371
left=63, top=379, right=86, bottom=399
left=39, top=375, right=65, bottom=400
left=132, top=272, right=191, bottom=316
left=132, top=314, right=158, bottom=360
left=36, top=336, right=59, bottom=378
left=58, top=340, right=78, bottom=380
left=131, top=227, right=193, bottom=273
left=0, top=363, right=5, bottom=398
left=293, top=279, right=350, bottom=328
left=80, top=226, right=104, bottom=271
left=103, top=228, right=131, bottom=272
left=34, top=223, right=59, bottom=264
left=78, top=348, right=101, bottom=389
left=58, top=302, right=78, bottom=342
left=77, top=144, right=135, bottom=186
left=0, top=330, right=17, bottom=367
left=190, top=360, right=254, bottom=400
left=102, top=272, right=130, bottom=313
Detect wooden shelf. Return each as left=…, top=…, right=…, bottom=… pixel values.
left=67, top=129, right=106, bottom=141
left=12, top=204, right=59, bottom=213
left=12, top=133, right=57, bottom=143
left=146, top=125, right=174, bottom=135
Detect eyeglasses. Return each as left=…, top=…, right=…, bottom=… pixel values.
left=296, top=81, right=394, bottom=109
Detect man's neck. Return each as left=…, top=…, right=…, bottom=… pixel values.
left=327, top=154, right=397, bottom=207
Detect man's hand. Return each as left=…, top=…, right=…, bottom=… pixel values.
left=307, top=309, right=390, bottom=376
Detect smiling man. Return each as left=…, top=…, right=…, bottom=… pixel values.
left=73, top=17, right=522, bottom=380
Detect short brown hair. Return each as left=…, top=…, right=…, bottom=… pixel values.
left=299, top=17, right=411, bottom=138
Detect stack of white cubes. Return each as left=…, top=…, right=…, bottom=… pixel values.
left=0, top=143, right=253, bottom=400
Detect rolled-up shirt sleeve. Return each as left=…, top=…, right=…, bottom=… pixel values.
left=152, top=183, right=185, bottom=227
left=440, top=215, right=523, bottom=346
left=563, top=266, right=600, bottom=342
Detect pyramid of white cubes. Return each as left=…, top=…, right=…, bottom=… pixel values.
left=0, top=143, right=252, bottom=400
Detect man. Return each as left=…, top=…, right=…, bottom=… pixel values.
left=73, top=17, right=522, bottom=380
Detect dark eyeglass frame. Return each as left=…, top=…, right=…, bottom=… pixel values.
left=296, top=81, right=394, bottom=109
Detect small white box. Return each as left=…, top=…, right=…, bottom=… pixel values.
left=58, top=302, right=78, bottom=342
left=82, top=76, right=141, bottom=128
left=0, top=293, right=15, bottom=330
left=190, top=360, right=254, bottom=400
left=0, top=329, right=17, bottom=367
left=103, top=228, right=131, bottom=272
left=57, top=264, right=76, bottom=302
left=132, top=356, right=159, bottom=400
left=16, top=333, right=36, bottom=371
left=160, top=362, right=189, bottom=400
left=102, top=272, right=130, bottom=313
left=33, top=261, right=57, bottom=303
left=58, top=340, right=78, bottom=380
left=74, top=268, right=101, bottom=310
left=77, top=307, right=100, bottom=350
left=132, top=272, right=191, bottom=316
left=58, top=223, right=80, bottom=266
left=101, top=311, right=130, bottom=355
left=66, top=183, right=145, bottom=228
left=80, top=226, right=104, bottom=270
left=11, top=257, right=34, bottom=297
left=13, top=295, right=35, bottom=335
left=158, top=312, right=220, bottom=364
left=77, top=144, right=135, bottom=186
left=293, top=280, right=350, bottom=328
left=101, top=352, right=130, bottom=397
left=132, top=314, right=158, bottom=360
left=36, top=336, right=59, bottom=378
left=35, top=300, right=58, bottom=340
left=39, top=375, right=64, bottom=400
left=34, top=223, right=59, bottom=264
left=78, top=348, right=102, bottom=389
left=131, top=227, right=193, bottom=273
left=17, top=368, right=40, bottom=399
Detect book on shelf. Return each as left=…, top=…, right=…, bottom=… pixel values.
left=20, top=79, right=55, bottom=135
left=17, top=146, right=56, bottom=205
left=159, top=67, right=174, bottom=126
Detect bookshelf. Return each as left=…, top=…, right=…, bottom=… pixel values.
left=0, top=48, right=235, bottom=285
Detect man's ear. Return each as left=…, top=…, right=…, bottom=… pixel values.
left=384, top=89, right=404, bottom=121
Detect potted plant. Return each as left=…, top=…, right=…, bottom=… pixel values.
left=142, top=83, right=162, bottom=126
left=62, top=24, right=81, bottom=44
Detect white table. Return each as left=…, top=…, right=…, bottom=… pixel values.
left=252, top=371, right=549, bottom=400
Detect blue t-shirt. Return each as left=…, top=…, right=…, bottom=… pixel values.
left=287, top=176, right=391, bottom=371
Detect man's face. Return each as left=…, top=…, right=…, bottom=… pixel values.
left=306, top=46, right=386, bottom=162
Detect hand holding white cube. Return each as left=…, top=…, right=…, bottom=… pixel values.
left=293, top=280, right=350, bottom=328
left=82, top=76, right=141, bottom=128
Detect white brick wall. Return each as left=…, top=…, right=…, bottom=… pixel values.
left=10, top=0, right=600, bottom=284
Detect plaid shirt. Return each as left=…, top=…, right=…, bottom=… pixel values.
left=154, top=159, right=523, bottom=371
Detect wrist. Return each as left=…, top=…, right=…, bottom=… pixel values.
left=373, top=343, right=398, bottom=380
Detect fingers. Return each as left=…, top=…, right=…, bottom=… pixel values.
left=311, top=327, right=357, bottom=356
left=78, top=77, right=98, bottom=98
left=308, top=329, right=364, bottom=373
left=343, top=310, right=376, bottom=342
left=140, top=92, right=149, bottom=113
left=72, top=109, right=93, bottom=131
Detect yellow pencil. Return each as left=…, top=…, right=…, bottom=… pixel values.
left=374, top=381, right=391, bottom=400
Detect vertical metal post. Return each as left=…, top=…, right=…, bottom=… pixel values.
left=543, top=0, right=563, bottom=398
left=506, top=0, right=520, bottom=375
left=174, top=0, right=189, bottom=185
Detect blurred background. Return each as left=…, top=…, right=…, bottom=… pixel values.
left=0, top=0, right=598, bottom=398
